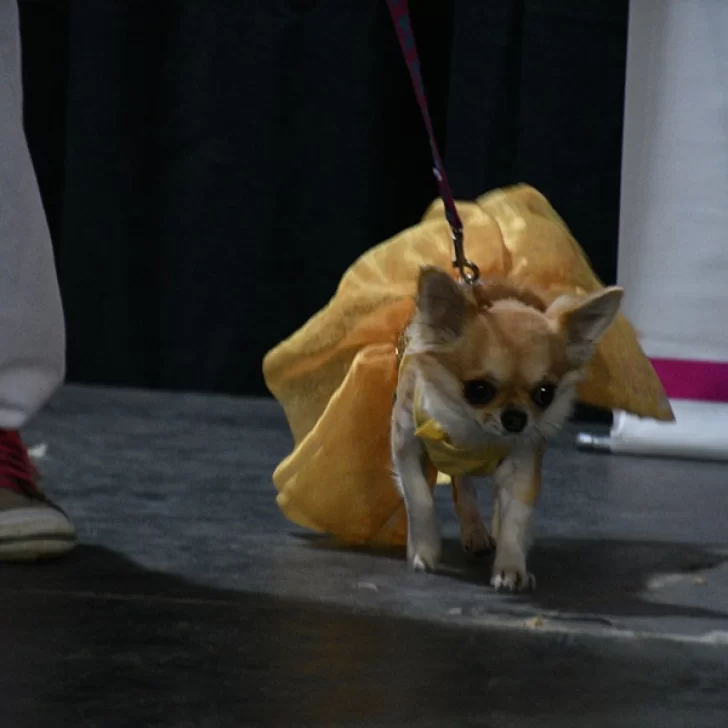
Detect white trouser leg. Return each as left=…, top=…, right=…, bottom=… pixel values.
left=610, top=0, right=728, bottom=460
left=0, top=0, right=65, bottom=430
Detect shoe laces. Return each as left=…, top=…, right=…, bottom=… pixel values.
left=0, top=430, right=69, bottom=518
left=0, top=429, right=42, bottom=498
left=0, top=431, right=69, bottom=517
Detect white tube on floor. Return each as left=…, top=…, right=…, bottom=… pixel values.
left=609, top=402, right=728, bottom=462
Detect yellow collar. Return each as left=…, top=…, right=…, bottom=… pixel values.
left=399, top=350, right=508, bottom=477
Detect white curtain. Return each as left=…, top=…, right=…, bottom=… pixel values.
left=605, top=0, right=728, bottom=460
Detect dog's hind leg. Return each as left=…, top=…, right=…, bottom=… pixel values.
left=451, top=475, right=495, bottom=556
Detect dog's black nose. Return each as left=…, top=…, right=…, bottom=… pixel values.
left=501, top=408, right=528, bottom=433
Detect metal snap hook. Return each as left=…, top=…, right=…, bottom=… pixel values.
left=451, top=227, right=479, bottom=284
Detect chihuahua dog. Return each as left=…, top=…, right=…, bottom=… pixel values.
left=391, top=266, right=623, bottom=592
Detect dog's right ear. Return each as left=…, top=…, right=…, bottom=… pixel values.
left=416, top=266, right=471, bottom=338
left=547, top=286, right=624, bottom=366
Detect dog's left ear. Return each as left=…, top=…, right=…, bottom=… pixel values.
left=416, top=266, right=472, bottom=339
left=548, top=287, right=623, bottom=365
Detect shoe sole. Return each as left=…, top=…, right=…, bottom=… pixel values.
left=0, top=507, right=76, bottom=561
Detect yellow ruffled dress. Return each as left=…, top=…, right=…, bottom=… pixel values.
left=263, top=184, right=673, bottom=547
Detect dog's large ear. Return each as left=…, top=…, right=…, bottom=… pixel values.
left=416, top=266, right=471, bottom=339
left=548, top=287, right=623, bottom=365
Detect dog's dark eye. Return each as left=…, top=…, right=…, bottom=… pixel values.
left=532, top=383, right=556, bottom=409
left=463, top=380, right=497, bottom=406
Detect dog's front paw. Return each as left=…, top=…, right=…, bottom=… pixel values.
left=407, top=539, right=441, bottom=573
left=460, top=519, right=496, bottom=556
left=491, top=562, right=535, bottom=593
left=407, top=514, right=441, bottom=573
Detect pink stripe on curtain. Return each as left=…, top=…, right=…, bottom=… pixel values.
left=651, top=358, right=728, bottom=403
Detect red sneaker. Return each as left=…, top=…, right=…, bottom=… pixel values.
left=0, top=430, right=75, bottom=560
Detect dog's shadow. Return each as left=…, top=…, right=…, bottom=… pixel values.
left=298, top=533, right=728, bottom=622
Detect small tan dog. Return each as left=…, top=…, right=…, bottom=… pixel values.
left=391, top=266, right=623, bottom=592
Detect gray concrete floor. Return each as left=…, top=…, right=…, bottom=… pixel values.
left=2, top=385, right=727, bottom=727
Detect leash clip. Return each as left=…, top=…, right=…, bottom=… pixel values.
left=451, top=227, right=479, bottom=284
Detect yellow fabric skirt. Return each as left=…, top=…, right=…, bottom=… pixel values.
left=263, top=184, right=673, bottom=547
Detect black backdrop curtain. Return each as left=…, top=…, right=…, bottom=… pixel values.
left=19, top=0, right=628, bottom=398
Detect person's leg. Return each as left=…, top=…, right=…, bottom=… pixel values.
left=0, top=0, right=74, bottom=559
